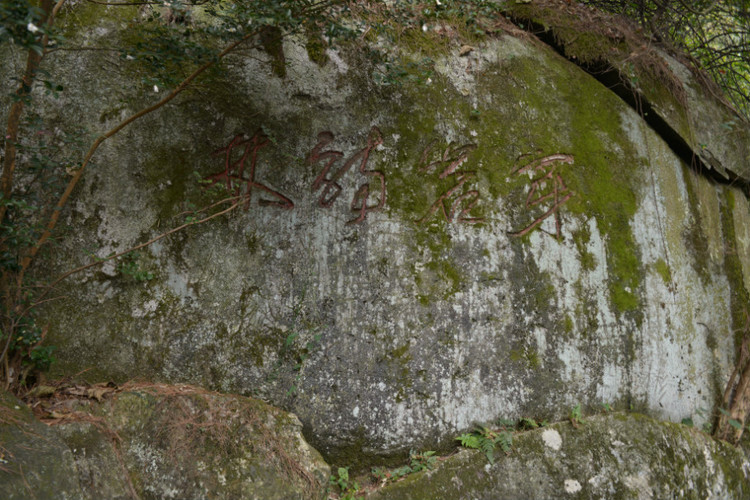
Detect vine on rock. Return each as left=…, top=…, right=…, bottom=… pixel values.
left=0, top=0, right=347, bottom=392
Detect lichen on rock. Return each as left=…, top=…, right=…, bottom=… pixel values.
left=3, top=0, right=748, bottom=472
left=369, top=413, right=750, bottom=499
left=4, top=385, right=330, bottom=500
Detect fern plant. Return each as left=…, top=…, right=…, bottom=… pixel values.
left=456, top=426, right=512, bottom=465
left=371, top=450, right=437, bottom=484
left=329, top=467, right=360, bottom=499
left=570, top=404, right=584, bottom=428
left=409, top=450, right=437, bottom=472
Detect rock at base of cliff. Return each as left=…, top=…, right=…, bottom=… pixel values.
left=1, top=386, right=330, bottom=500
left=370, top=413, right=750, bottom=500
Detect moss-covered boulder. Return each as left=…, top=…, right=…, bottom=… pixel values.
left=503, top=0, right=750, bottom=182
left=51, top=384, right=330, bottom=499
left=1, top=386, right=328, bottom=499
left=0, top=391, right=83, bottom=499
left=369, top=413, right=750, bottom=499
left=2, top=1, right=749, bottom=466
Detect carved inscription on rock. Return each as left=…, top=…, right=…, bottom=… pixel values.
left=205, top=130, right=294, bottom=210
left=509, top=154, right=575, bottom=240
left=416, top=140, right=484, bottom=224
left=307, top=126, right=386, bottom=225
left=202, top=129, right=498, bottom=228
left=205, top=127, right=387, bottom=225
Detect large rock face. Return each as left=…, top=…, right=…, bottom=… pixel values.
left=4, top=2, right=748, bottom=464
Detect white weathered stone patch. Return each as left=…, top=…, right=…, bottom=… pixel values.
left=625, top=110, right=732, bottom=427
left=542, top=428, right=562, bottom=451
left=623, top=474, right=654, bottom=498
left=564, top=479, right=582, bottom=494
left=733, top=193, right=750, bottom=292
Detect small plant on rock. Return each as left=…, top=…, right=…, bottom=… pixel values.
left=570, top=404, right=584, bottom=428
left=371, top=450, right=437, bottom=485
left=518, top=417, right=540, bottom=430
left=409, top=449, right=437, bottom=472
left=456, top=425, right=512, bottom=465
left=116, top=252, right=155, bottom=282
left=329, top=467, right=360, bottom=500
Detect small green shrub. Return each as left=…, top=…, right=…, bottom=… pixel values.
left=116, top=252, right=155, bottom=281
left=569, top=404, right=584, bottom=428
left=456, top=426, right=512, bottom=464
left=329, top=466, right=360, bottom=499
left=371, top=450, right=437, bottom=484
left=409, top=450, right=437, bottom=472
left=518, top=417, right=539, bottom=430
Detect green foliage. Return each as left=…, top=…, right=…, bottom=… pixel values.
left=28, top=344, right=55, bottom=372
left=371, top=450, right=437, bottom=484
left=570, top=404, right=584, bottom=427
left=456, top=426, right=512, bottom=465
left=719, top=407, right=750, bottom=432
left=584, top=0, right=750, bottom=118
left=0, top=110, right=87, bottom=387
left=495, top=416, right=547, bottom=431
left=518, top=417, right=539, bottom=430
left=409, top=449, right=437, bottom=472
left=116, top=252, right=155, bottom=282
left=0, top=0, right=62, bottom=53
left=456, top=431, right=481, bottom=448
left=1, top=110, right=87, bottom=262
left=6, top=314, right=55, bottom=384
left=329, top=466, right=360, bottom=499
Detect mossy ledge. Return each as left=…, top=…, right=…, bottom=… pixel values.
left=368, top=412, right=750, bottom=499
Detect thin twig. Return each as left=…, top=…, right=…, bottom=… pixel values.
left=16, top=30, right=260, bottom=287
left=32, top=197, right=241, bottom=309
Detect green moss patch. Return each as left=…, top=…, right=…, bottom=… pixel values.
left=719, top=190, right=750, bottom=346
left=681, top=167, right=713, bottom=283
left=369, top=413, right=750, bottom=499
left=653, top=258, right=673, bottom=284
left=374, top=33, right=645, bottom=320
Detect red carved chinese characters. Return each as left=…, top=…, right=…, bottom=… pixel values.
left=308, top=131, right=345, bottom=207
left=307, top=127, right=386, bottom=224
left=206, top=130, right=294, bottom=210
left=509, top=154, right=574, bottom=240
left=417, top=140, right=484, bottom=224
